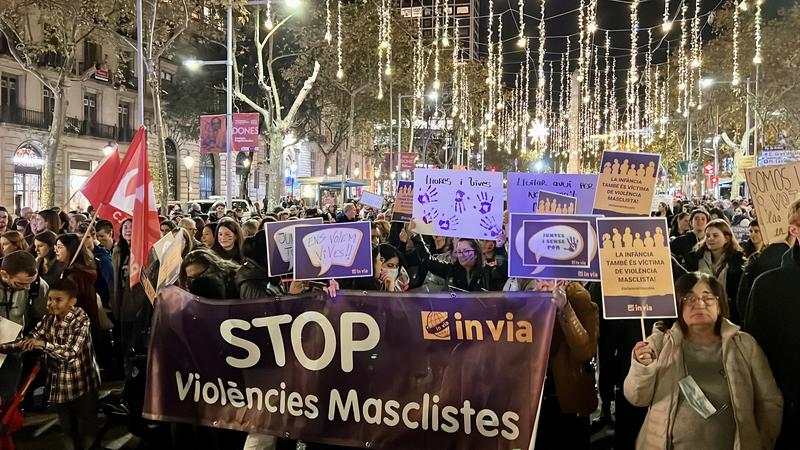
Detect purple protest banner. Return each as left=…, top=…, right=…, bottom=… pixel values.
left=536, top=190, right=577, bottom=214
left=596, top=217, right=677, bottom=319
left=508, top=173, right=598, bottom=215
left=265, top=218, right=323, bottom=277
left=293, top=221, right=373, bottom=280
left=593, top=151, right=661, bottom=217
left=143, top=286, right=557, bottom=450
left=508, top=214, right=601, bottom=281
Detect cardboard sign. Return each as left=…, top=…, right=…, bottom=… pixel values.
left=157, top=230, right=185, bottom=289
left=507, top=173, right=597, bottom=215
left=597, top=217, right=677, bottom=319
left=508, top=214, right=601, bottom=281
left=200, top=112, right=260, bottom=153
left=536, top=190, right=577, bottom=214
left=265, top=218, right=323, bottom=277
left=593, top=151, right=661, bottom=217
left=359, top=191, right=385, bottom=209
left=412, top=168, right=504, bottom=239
left=144, top=287, right=557, bottom=450
left=0, top=316, right=23, bottom=367
left=744, top=162, right=800, bottom=244
left=293, top=221, right=373, bottom=280
left=392, top=180, right=414, bottom=222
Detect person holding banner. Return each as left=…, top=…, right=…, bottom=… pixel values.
left=236, top=231, right=285, bottom=299
left=410, top=233, right=498, bottom=292
left=504, top=279, right=599, bottom=448
left=625, top=273, right=782, bottom=450
left=342, top=244, right=410, bottom=293
left=178, top=249, right=241, bottom=300
left=682, top=219, right=746, bottom=323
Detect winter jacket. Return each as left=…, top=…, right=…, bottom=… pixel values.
left=411, top=234, right=497, bottom=292
left=112, top=245, right=151, bottom=323
left=0, top=278, right=49, bottom=329
left=93, top=244, right=114, bottom=308
left=624, top=320, right=783, bottom=450
left=745, top=243, right=800, bottom=450
left=236, top=259, right=284, bottom=300
left=737, top=242, right=790, bottom=324
left=683, top=250, right=745, bottom=323
left=669, top=231, right=700, bottom=263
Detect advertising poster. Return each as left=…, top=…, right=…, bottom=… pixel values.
left=293, top=221, right=373, bottom=280
left=744, top=162, right=800, bottom=244
left=593, top=151, right=661, bottom=217
left=391, top=181, right=414, bottom=222
left=596, top=217, right=677, bottom=319
left=536, top=190, right=577, bottom=214
left=412, top=168, right=504, bottom=239
left=507, top=173, right=598, bottom=215
left=265, top=218, right=323, bottom=277
left=144, top=287, right=557, bottom=450
left=200, top=112, right=261, bottom=153
left=508, top=213, right=601, bottom=281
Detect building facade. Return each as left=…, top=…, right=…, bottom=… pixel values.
left=399, top=0, right=481, bottom=61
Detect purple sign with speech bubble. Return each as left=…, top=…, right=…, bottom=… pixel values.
left=293, top=221, right=373, bottom=280
left=508, top=213, right=601, bottom=281
left=508, top=173, right=598, bottom=215
left=265, top=218, right=323, bottom=277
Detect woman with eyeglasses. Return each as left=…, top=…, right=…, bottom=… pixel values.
left=682, top=219, right=746, bottom=323
left=624, top=272, right=782, bottom=450
left=178, top=248, right=240, bottom=299
left=409, top=227, right=498, bottom=292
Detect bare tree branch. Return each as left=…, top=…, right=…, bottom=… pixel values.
left=283, top=61, right=320, bottom=127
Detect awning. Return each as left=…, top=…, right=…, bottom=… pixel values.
left=319, top=181, right=368, bottom=188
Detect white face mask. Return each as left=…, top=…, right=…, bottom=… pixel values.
left=384, top=268, right=399, bottom=280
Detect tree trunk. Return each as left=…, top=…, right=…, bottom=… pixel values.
left=266, top=124, right=285, bottom=210
left=149, top=71, right=170, bottom=213
left=41, top=58, right=71, bottom=208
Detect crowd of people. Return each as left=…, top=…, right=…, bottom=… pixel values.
left=0, top=191, right=797, bottom=450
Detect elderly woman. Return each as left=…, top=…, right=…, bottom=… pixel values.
left=624, top=272, right=782, bottom=450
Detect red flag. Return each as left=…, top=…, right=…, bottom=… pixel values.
left=78, top=147, right=121, bottom=208
left=103, top=127, right=160, bottom=287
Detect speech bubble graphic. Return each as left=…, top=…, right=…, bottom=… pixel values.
left=526, top=224, right=585, bottom=264
left=301, top=228, right=363, bottom=276
left=273, top=225, right=300, bottom=269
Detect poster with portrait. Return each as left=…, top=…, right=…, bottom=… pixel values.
left=593, top=151, right=661, bottom=217
left=596, top=217, right=677, bottom=319
left=412, top=169, right=504, bottom=240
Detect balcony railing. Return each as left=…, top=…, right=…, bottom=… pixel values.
left=0, top=105, right=136, bottom=142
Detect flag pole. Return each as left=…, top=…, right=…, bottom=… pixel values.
left=68, top=203, right=102, bottom=268
left=136, top=0, right=145, bottom=128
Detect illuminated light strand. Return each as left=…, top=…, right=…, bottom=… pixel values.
left=679, top=3, right=688, bottom=117
left=537, top=0, right=546, bottom=121
left=433, top=0, right=441, bottom=92
left=336, top=0, right=343, bottom=79
left=442, top=0, right=450, bottom=48
left=577, top=0, right=585, bottom=83
left=753, top=0, right=762, bottom=64
left=518, top=0, right=526, bottom=47
left=265, top=0, right=273, bottom=30
left=451, top=18, right=460, bottom=118
left=662, top=0, right=672, bottom=32
left=732, top=0, right=740, bottom=85
left=324, top=0, right=332, bottom=43
left=644, top=28, right=653, bottom=144
left=486, top=0, right=495, bottom=128
left=627, top=0, right=639, bottom=136
left=604, top=30, right=611, bottom=137
left=496, top=10, right=504, bottom=111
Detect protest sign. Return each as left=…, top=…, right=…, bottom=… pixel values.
left=265, top=218, right=323, bottom=277
left=0, top=316, right=23, bottom=367
left=536, top=190, right=577, bottom=214
left=412, top=168, right=504, bottom=239
left=359, top=191, right=385, bottom=209
left=157, top=230, right=185, bottom=289
left=391, top=180, right=414, bottom=222
left=507, top=173, right=597, bottom=215
left=593, top=151, right=661, bottom=217
left=651, top=194, right=673, bottom=213
left=143, top=286, right=556, bottom=450
left=596, top=217, right=677, bottom=319
left=200, top=112, right=260, bottom=153
left=744, top=162, right=800, bottom=244
left=508, top=213, right=601, bottom=281
left=293, top=221, right=373, bottom=280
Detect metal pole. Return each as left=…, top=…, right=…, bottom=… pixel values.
left=388, top=82, right=393, bottom=195
left=397, top=94, right=402, bottom=180
left=225, top=0, right=234, bottom=210
left=135, top=0, right=145, bottom=126
left=754, top=65, right=760, bottom=166
left=745, top=77, right=751, bottom=156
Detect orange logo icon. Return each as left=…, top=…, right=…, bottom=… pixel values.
left=420, top=311, right=451, bottom=340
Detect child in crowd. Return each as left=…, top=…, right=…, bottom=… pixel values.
left=0, top=277, right=100, bottom=450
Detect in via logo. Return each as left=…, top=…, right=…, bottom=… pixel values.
left=420, top=311, right=533, bottom=343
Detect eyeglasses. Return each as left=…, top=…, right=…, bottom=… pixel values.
left=454, top=250, right=476, bottom=257
left=682, top=294, right=719, bottom=306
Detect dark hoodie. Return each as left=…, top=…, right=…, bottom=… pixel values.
left=745, top=243, right=800, bottom=450
left=737, top=241, right=791, bottom=321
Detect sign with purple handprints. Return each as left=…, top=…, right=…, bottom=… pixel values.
left=521, top=221, right=590, bottom=268
left=508, top=214, right=602, bottom=282
left=508, top=173, right=598, bottom=215
left=412, top=168, right=504, bottom=239
left=293, top=221, right=373, bottom=280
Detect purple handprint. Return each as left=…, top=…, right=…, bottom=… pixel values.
left=475, top=192, right=494, bottom=215
left=417, top=186, right=439, bottom=205
left=438, top=215, right=460, bottom=231
left=422, top=209, right=440, bottom=224
left=453, top=190, right=467, bottom=214
left=480, top=216, right=502, bottom=237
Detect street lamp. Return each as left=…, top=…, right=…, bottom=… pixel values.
left=183, top=155, right=194, bottom=201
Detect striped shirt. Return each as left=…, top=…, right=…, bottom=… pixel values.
left=1, top=307, right=100, bottom=404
